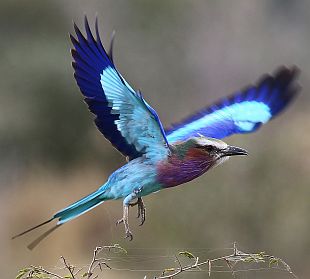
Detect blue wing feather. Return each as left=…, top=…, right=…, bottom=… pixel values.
left=71, top=16, right=169, bottom=160
left=167, top=66, right=300, bottom=143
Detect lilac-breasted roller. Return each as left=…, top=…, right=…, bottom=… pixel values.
left=13, top=17, right=300, bottom=249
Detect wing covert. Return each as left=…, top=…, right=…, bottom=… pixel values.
left=71, top=17, right=169, bottom=160
left=167, top=66, right=300, bottom=143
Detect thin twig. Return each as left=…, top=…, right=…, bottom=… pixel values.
left=16, top=243, right=297, bottom=279
left=86, top=246, right=102, bottom=279
left=29, top=265, right=64, bottom=279
left=60, top=256, right=76, bottom=279
left=155, top=243, right=297, bottom=279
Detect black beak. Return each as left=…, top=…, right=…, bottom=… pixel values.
left=222, top=145, right=248, bottom=157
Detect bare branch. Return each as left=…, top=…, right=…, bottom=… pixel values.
left=19, top=265, right=65, bottom=279
left=15, top=243, right=297, bottom=279
left=60, top=256, right=75, bottom=279
left=16, top=244, right=124, bottom=279
left=154, top=243, right=297, bottom=279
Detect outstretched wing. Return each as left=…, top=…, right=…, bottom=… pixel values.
left=167, top=66, right=300, bottom=143
left=71, top=17, right=169, bottom=160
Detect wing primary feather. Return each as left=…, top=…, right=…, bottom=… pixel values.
left=70, top=34, right=102, bottom=71
left=95, top=17, right=108, bottom=57
left=71, top=17, right=170, bottom=160
left=73, top=24, right=103, bottom=65
left=108, top=30, right=116, bottom=63
left=84, top=16, right=105, bottom=59
left=166, top=66, right=300, bottom=142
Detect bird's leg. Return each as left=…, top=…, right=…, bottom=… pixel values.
left=116, top=188, right=143, bottom=240
left=137, top=197, right=146, bottom=226
left=116, top=204, right=132, bottom=240
left=129, top=197, right=146, bottom=226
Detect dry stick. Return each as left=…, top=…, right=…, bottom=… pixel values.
left=19, top=244, right=296, bottom=279
left=85, top=246, right=113, bottom=279
left=86, top=246, right=102, bottom=279
left=174, top=255, right=183, bottom=271
left=29, top=265, right=64, bottom=279
left=155, top=243, right=297, bottom=279
left=20, top=245, right=118, bottom=279
left=61, top=256, right=76, bottom=279
left=73, top=267, right=84, bottom=277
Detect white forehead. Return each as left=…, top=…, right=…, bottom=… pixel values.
left=195, top=136, right=228, bottom=149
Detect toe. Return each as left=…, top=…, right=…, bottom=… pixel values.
left=116, top=219, right=124, bottom=226
left=125, top=231, right=133, bottom=241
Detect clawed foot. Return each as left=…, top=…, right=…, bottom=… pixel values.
left=129, top=197, right=146, bottom=226
left=125, top=229, right=133, bottom=241
left=116, top=219, right=133, bottom=240
left=116, top=218, right=123, bottom=225
left=116, top=197, right=146, bottom=240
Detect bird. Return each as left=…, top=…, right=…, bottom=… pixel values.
left=12, top=16, right=300, bottom=249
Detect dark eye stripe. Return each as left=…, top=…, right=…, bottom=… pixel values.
left=205, top=146, right=214, bottom=152
left=196, top=144, right=214, bottom=152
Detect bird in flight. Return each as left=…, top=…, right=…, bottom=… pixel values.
left=13, top=17, right=300, bottom=249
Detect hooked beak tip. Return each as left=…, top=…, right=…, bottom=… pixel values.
left=223, top=146, right=248, bottom=157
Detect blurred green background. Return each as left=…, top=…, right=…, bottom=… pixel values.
left=2, top=0, right=310, bottom=278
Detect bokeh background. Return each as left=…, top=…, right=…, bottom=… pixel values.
left=1, top=0, right=310, bottom=278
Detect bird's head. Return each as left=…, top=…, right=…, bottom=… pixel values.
left=162, top=136, right=248, bottom=187
left=190, top=135, right=248, bottom=168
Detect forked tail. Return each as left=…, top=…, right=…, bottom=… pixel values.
left=12, top=187, right=107, bottom=249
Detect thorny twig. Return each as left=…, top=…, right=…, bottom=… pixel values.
left=60, top=256, right=75, bottom=279
left=30, top=266, right=64, bottom=279
left=15, top=265, right=64, bottom=279
left=85, top=246, right=112, bottom=279
left=16, top=243, right=297, bottom=279
left=16, top=244, right=126, bottom=279
left=155, top=242, right=297, bottom=279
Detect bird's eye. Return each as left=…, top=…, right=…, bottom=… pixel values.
left=205, top=145, right=214, bottom=152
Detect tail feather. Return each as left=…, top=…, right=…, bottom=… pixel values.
left=54, top=190, right=104, bottom=224
left=12, top=218, right=54, bottom=239
left=27, top=224, right=62, bottom=250
left=12, top=187, right=107, bottom=249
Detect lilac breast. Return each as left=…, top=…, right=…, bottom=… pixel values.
left=157, top=155, right=213, bottom=188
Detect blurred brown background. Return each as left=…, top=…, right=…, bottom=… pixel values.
left=1, top=0, right=310, bottom=278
